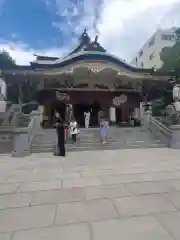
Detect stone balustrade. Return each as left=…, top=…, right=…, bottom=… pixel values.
left=143, top=110, right=180, bottom=149
left=12, top=110, right=41, bottom=157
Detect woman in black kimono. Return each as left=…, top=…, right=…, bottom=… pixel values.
left=55, top=118, right=66, bottom=157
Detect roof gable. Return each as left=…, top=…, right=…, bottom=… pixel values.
left=33, top=28, right=106, bottom=64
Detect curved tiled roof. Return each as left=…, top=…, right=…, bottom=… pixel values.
left=36, top=55, right=59, bottom=61
left=30, top=51, right=152, bottom=73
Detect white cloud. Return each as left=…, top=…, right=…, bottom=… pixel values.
left=53, top=0, right=180, bottom=62
left=97, top=0, right=180, bottom=61
left=0, top=42, right=69, bottom=65
left=1, top=0, right=180, bottom=65
left=0, top=42, right=35, bottom=65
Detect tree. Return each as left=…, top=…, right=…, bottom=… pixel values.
left=151, top=29, right=180, bottom=115
left=159, top=28, right=180, bottom=73
left=0, top=50, right=16, bottom=68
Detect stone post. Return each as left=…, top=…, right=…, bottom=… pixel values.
left=143, top=110, right=152, bottom=130
left=169, top=125, right=180, bottom=149
left=169, top=84, right=180, bottom=149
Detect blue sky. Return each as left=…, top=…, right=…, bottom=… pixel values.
left=0, top=0, right=180, bottom=65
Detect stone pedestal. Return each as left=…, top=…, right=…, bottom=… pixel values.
left=12, top=112, right=39, bottom=157
left=169, top=125, right=180, bottom=149
left=0, top=100, right=6, bottom=113
left=12, top=128, right=31, bottom=157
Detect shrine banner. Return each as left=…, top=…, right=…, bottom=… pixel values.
left=112, top=94, right=127, bottom=107
left=37, top=89, right=140, bottom=108
left=55, top=91, right=70, bottom=101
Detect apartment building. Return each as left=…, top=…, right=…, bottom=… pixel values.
left=131, top=28, right=177, bottom=69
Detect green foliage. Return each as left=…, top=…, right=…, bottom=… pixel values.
left=0, top=50, right=16, bottom=68
left=151, top=100, right=164, bottom=116
left=159, top=29, right=180, bottom=73
left=155, top=30, right=180, bottom=110
left=22, top=103, right=38, bottom=114
left=160, top=42, right=180, bottom=72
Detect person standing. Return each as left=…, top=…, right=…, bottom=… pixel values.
left=69, top=118, right=78, bottom=143
left=100, top=119, right=109, bottom=144
left=84, top=110, right=91, bottom=128
left=55, top=118, right=66, bottom=157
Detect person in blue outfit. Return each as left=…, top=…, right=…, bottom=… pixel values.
left=100, top=119, right=109, bottom=144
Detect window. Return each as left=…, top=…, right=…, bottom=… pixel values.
left=149, top=53, right=155, bottom=60
left=149, top=37, right=155, bottom=47
left=161, top=34, right=175, bottom=41
left=139, top=50, right=143, bottom=57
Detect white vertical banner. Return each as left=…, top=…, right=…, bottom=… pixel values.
left=109, top=107, right=116, bottom=122
left=0, top=78, right=7, bottom=99
left=0, top=78, right=7, bottom=112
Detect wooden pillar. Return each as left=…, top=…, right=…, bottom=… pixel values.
left=121, top=107, right=126, bottom=122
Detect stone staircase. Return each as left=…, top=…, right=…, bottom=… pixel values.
left=31, top=127, right=166, bottom=153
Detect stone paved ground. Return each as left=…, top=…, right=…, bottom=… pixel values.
left=1, top=148, right=180, bottom=239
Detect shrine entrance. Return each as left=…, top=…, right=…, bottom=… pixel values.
left=73, top=100, right=101, bottom=127
left=115, top=108, right=122, bottom=124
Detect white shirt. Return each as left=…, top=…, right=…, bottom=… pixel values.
left=69, top=121, right=78, bottom=134
left=84, top=112, right=90, bottom=119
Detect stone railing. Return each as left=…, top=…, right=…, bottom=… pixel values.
left=12, top=110, right=40, bottom=157
left=0, top=104, right=21, bottom=128
left=0, top=105, right=20, bottom=154
left=148, top=115, right=172, bottom=146
left=144, top=111, right=180, bottom=149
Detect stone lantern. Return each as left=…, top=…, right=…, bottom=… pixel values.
left=170, top=84, right=180, bottom=149
left=173, top=84, right=180, bottom=112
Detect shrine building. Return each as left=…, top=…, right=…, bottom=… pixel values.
left=1, top=29, right=170, bottom=127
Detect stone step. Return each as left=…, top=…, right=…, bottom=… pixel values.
left=31, top=127, right=166, bottom=153
left=32, top=138, right=162, bottom=146
left=31, top=142, right=166, bottom=153
left=31, top=139, right=166, bottom=152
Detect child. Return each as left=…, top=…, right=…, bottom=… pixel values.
left=100, top=119, right=109, bottom=144
left=69, top=118, right=78, bottom=143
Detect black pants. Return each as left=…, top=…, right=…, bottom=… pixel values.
left=58, top=136, right=65, bottom=157
left=72, top=134, right=76, bottom=142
